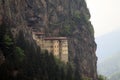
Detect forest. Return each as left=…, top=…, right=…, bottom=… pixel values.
left=0, top=22, right=84, bottom=80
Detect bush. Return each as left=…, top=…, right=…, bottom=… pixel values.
left=15, top=47, right=25, bottom=62
left=60, top=24, right=73, bottom=36
left=4, top=34, right=13, bottom=46
left=74, top=10, right=81, bottom=19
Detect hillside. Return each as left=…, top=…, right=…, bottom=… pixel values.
left=96, top=29, right=120, bottom=63
left=0, top=0, right=97, bottom=80
left=109, top=72, right=120, bottom=80
left=98, top=52, right=120, bottom=79
left=97, top=29, right=120, bottom=79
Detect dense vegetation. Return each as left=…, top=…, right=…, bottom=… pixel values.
left=0, top=23, right=88, bottom=80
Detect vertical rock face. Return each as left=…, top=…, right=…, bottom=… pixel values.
left=0, top=50, right=5, bottom=65
left=0, top=0, right=97, bottom=79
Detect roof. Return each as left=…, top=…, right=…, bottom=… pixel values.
left=44, top=37, right=67, bottom=40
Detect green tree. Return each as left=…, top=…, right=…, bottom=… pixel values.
left=98, top=75, right=107, bottom=80
left=4, top=34, right=13, bottom=46
left=15, top=47, right=25, bottom=62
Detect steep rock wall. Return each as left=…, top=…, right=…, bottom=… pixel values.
left=0, top=0, right=97, bottom=79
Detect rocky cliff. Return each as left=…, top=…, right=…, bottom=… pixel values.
left=0, top=0, right=97, bottom=79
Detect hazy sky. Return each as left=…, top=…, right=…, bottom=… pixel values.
left=86, top=0, right=120, bottom=37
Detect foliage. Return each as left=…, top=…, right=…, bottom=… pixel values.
left=0, top=23, right=91, bottom=80
left=60, top=23, right=76, bottom=37
left=98, top=75, right=107, bottom=80
left=74, top=10, right=81, bottom=19
left=62, top=25, right=72, bottom=36
left=4, top=34, right=13, bottom=46
left=0, top=23, right=14, bottom=57
left=15, top=47, right=25, bottom=62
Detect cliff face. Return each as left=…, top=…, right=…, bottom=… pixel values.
left=0, top=0, right=97, bottom=79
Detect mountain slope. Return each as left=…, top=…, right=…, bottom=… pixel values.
left=96, top=29, right=120, bottom=63
left=97, top=29, right=120, bottom=79
left=109, top=72, right=120, bottom=80
left=98, top=52, right=120, bottom=79
left=0, top=0, right=97, bottom=79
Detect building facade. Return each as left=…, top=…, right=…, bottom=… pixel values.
left=32, top=32, right=68, bottom=62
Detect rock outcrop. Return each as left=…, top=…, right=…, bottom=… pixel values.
left=0, top=0, right=97, bottom=79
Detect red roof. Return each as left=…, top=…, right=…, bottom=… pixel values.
left=44, top=37, right=67, bottom=40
